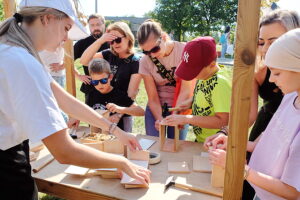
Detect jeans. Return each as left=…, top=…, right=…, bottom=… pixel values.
left=145, top=106, right=188, bottom=140
left=221, top=42, right=227, bottom=58
left=123, top=115, right=133, bottom=132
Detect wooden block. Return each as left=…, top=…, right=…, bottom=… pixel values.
left=103, top=139, right=124, bottom=154
left=168, top=161, right=190, bottom=173
left=82, top=142, right=104, bottom=151
left=193, top=155, right=212, bottom=173
left=126, top=148, right=149, bottom=161
left=64, top=165, right=90, bottom=176
left=159, top=124, right=180, bottom=152
left=211, top=165, right=225, bottom=188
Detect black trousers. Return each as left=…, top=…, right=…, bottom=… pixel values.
left=0, top=140, right=38, bottom=200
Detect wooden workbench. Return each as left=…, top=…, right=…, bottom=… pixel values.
left=31, top=127, right=223, bottom=200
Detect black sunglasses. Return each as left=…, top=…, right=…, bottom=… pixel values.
left=142, top=38, right=162, bottom=55
left=90, top=77, right=109, bottom=86
left=110, top=36, right=124, bottom=45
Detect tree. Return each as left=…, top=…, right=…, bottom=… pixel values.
left=150, top=0, right=191, bottom=41
left=150, top=0, right=238, bottom=41
left=0, top=0, right=4, bottom=21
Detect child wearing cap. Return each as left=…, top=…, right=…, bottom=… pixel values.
left=206, top=28, right=300, bottom=200
left=87, top=58, right=144, bottom=130
left=164, top=36, right=231, bottom=143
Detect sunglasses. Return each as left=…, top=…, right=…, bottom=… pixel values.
left=90, top=77, right=109, bottom=86
left=110, top=36, right=125, bottom=45
left=142, top=38, right=162, bottom=55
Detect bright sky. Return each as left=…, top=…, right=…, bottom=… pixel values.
left=78, top=0, right=299, bottom=17
left=78, top=0, right=156, bottom=17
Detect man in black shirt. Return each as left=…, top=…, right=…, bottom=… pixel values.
left=74, top=14, right=109, bottom=103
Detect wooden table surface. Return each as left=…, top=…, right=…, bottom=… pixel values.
left=31, top=127, right=223, bottom=200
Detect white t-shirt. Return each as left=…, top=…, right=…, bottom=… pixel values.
left=39, top=47, right=65, bottom=77
left=0, top=44, right=67, bottom=150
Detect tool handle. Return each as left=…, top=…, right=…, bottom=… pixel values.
left=168, top=107, right=181, bottom=112
left=32, top=156, right=55, bottom=173
left=175, top=183, right=223, bottom=198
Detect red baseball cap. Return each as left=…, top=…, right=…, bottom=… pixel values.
left=176, top=36, right=217, bottom=81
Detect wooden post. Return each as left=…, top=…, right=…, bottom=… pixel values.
left=223, top=0, right=261, bottom=199
left=64, top=40, right=76, bottom=97
left=3, top=0, right=16, bottom=18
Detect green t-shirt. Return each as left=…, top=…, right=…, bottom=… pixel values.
left=192, top=68, right=232, bottom=142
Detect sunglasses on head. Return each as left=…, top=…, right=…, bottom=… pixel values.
left=110, top=36, right=124, bottom=45
left=90, top=77, right=109, bottom=86
left=142, top=37, right=162, bottom=55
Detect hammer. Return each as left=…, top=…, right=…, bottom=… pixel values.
left=164, top=176, right=222, bottom=198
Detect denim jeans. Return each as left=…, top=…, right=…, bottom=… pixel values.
left=145, top=106, right=188, bottom=140
left=221, top=42, right=227, bottom=58
left=123, top=115, right=133, bottom=132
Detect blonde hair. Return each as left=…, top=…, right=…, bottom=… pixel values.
left=0, top=7, right=68, bottom=63
left=88, top=58, right=111, bottom=75
left=107, top=21, right=135, bottom=55
left=137, top=19, right=171, bottom=45
left=256, top=10, right=300, bottom=71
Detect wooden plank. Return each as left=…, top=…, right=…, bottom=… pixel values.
left=35, top=178, right=117, bottom=200
left=3, top=0, right=16, bottom=18
left=224, top=0, right=261, bottom=199
left=64, top=40, right=76, bottom=97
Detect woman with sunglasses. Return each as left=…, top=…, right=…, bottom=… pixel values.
left=0, top=1, right=150, bottom=199
left=81, top=21, right=141, bottom=132
left=137, top=19, right=195, bottom=139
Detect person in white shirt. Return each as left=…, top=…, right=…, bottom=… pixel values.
left=0, top=1, right=150, bottom=199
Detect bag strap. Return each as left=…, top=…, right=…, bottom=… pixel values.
left=149, top=56, right=176, bottom=87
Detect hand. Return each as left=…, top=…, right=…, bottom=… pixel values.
left=209, top=149, right=226, bottom=168
left=163, top=114, right=186, bottom=126
left=117, top=131, right=142, bottom=151
left=49, top=63, right=64, bottom=72
left=120, top=157, right=151, bottom=185
left=108, top=114, right=121, bottom=124
left=67, top=118, right=80, bottom=129
left=106, top=103, right=124, bottom=114
left=204, top=134, right=228, bottom=150
left=76, top=74, right=91, bottom=85
left=154, top=119, right=162, bottom=131
left=98, top=32, right=118, bottom=44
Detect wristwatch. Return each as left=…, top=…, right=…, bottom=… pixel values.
left=244, top=165, right=250, bottom=180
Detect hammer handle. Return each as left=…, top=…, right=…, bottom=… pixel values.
left=168, top=107, right=181, bottom=112
left=175, top=183, right=223, bottom=198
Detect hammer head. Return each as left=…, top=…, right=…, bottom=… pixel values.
left=164, top=176, right=175, bottom=193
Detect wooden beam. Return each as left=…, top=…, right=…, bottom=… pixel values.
left=64, top=40, right=76, bottom=97
left=3, top=0, right=16, bottom=18
left=223, top=0, right=261, bottom=199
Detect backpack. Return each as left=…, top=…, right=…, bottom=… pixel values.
left=220, top=34, right=226, bottom=44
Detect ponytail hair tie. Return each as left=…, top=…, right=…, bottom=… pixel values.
left=13, top=13, right=23, bottom=23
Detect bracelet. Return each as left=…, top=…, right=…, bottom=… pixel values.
left=108, top=123, right=117, bottom=135
left=244, top=165, right=250, bottom=180
left=217, top=130, right=227, bottom=135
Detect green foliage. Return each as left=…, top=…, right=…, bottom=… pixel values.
left=150, top=0, right=238, bottom=41
left=0, top=0, right=4, bottom=21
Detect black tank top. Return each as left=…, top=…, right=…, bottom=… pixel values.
left=258, top=68, right=283, bottom=114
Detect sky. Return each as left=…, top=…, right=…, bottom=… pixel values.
left=78, top=0, right=156, bottom=17
left=78, top=0, right=300, bottom=17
